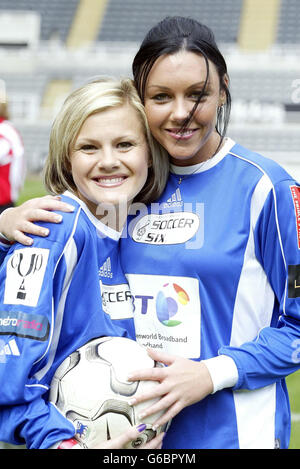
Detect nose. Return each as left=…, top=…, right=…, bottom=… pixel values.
left=97, top=146, right=120, bottom=170
left=170, top=97, right=191, bottom=123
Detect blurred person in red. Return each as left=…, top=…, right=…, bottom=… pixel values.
left=0, top=80, right=25, bottom=214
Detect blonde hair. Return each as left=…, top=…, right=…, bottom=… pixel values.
left=44, top=77, right=169, bottom=204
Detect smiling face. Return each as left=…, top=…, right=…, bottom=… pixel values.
left=70, top=103, right=149, bottom=223
left=144, top=50, right=226, bottom=166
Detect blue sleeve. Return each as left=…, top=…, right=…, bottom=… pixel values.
left=0, top=237, right=75, bottom=448
left=0, top=241, right=9, bottom=267
left=219, top=179, right=300, bottom=390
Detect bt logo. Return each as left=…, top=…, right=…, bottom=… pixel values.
left=135, top=283, right=190, bottom=327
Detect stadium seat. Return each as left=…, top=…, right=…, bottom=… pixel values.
left=97, top=0, right=243, bottom=44
left=276, top=0, right=300, bottom=43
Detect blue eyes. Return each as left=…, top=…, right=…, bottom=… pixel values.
left=151, top=91, right=209, bottom=103
left=117, top=142, right=133, bottom=149
left=80, top=144, right=96, bottom=151
left=152, top=93, right=169, bottom=102
left=78, top=142, right=134, bottom=152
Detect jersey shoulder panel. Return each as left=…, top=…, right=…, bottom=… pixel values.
left=30, top=195, right=82, bottom=249
left=229, top=142, right=295, bottom=186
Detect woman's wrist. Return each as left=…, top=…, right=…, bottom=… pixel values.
left=202, top=355, right=238, bottom=394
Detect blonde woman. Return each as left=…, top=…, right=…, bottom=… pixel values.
left=0, top=78, right=168, bottom=449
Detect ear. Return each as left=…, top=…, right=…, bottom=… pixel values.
left=219, top=73, right=229, bottom=106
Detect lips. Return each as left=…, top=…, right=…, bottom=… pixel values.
left=93, top=176, right=127, bottom=187
left=166, top=128, right=198, bottom=140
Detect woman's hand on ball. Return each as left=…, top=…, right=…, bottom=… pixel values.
left=127, top=348, right=213, bottom=428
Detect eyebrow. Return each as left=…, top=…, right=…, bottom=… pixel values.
left=147, top=81, right=211, bottom=91
left=75, top=133, right=141, bottom=144
left=75, top=137, right=99, bottom=144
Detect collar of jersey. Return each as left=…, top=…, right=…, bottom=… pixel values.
left=169, top=137, right=235, bottom=176
left=63, top=190, right=122, bottom=241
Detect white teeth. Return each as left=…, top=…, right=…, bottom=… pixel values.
left=97, top=177, right=124, bottom=185
left=177, top=131, right=193, bottom=136
left=169, top=129, right=195, bottom=136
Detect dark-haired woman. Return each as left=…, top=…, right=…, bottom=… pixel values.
left=1, top=17, right=300, bottom=449
left=117, top=16, right=300, bottom=449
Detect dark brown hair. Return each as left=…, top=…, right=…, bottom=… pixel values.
left=133, top=16, right=231, bottom=142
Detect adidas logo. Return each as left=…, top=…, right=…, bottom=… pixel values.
left=163, top=188, right=183, bottom=208
left=0, top=338, right=20, bottom=362
left=99, top=257, right=113, bottom=278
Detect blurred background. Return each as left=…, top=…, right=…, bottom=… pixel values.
left=0, top=0, right=299, bottom=449
left=0, top=0, right=299, bottom=179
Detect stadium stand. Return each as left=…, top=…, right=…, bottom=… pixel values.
left=0, top=0, right=79, bottom=42
left=238, top=0, right=280, bottom=50
left=276, top=0, right=300, bottom=43
left=0, top=0, right=298, bottom=175
left=67, top=0, right=108, bottom=48
left=97, top=0, right=243, bottom=44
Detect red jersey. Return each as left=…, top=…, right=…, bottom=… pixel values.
left=0, top=118, right=25, bottom=205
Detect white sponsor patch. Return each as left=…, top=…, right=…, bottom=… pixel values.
left=4, top=248, right=50, bottom=307
left=100, top=281, right=134, bottom=320
left=126, top=273, right=201, bottom=358
left=131, top=212, right=200, bottom=245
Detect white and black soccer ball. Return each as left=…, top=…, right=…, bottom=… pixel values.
left=49, top=336, right=169, bottom=448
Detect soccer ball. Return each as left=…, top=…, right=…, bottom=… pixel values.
left=49, top=336, right=168, bottom=449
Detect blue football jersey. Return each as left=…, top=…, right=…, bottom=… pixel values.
left=120, top=138, right=300, bottom=449
left=0, top=192, right=134, bottom=449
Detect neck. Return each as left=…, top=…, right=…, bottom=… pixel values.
left=71, top=190, right=128, bottom=233
left=94, top=201, right=129, bottom=232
